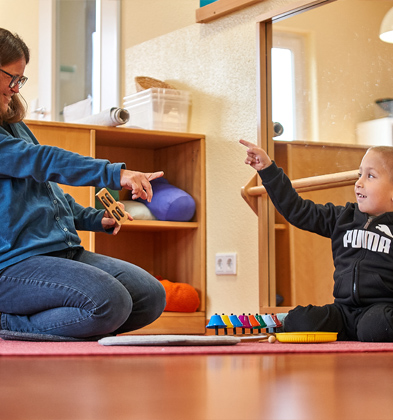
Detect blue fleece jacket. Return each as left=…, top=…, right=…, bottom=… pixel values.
left=0, top=121, right=125, bottom=270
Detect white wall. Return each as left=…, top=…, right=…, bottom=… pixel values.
left=125, top=4, right=272, bottom=317
left=120, top=0, right=200, bottom=101
left=0, top=0, right=39, bottom=117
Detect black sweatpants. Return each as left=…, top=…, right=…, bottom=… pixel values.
left=284, top=302, right=393, bottom=342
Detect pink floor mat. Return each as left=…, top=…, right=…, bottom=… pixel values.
left=1, top=339, right=393, bottom=357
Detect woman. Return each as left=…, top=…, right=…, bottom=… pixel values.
left=0, top=28, right=166, bottom=339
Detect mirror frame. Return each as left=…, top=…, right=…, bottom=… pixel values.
left=255, top=0, right=336, bottom=311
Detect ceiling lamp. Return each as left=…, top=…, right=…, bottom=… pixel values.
left=380, top=7, right=393, bottom=43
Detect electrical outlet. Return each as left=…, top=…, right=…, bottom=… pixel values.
left=215, top=253, right=237, bottom=275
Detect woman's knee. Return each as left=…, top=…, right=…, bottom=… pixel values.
left=114, top=278, right=166, bottom=334
left=151, top=280, right=166, bottom=311
left=138, top=279, right=166, bottom=322
left=357, top=304, right=393, bottom=342
left=88, top=274, right=133, bottom=334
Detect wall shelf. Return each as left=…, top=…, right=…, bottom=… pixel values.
left=121, top=220, right=199, bottom=232
left=196, top=0, right=264, bottom=23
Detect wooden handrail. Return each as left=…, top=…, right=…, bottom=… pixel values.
left=242, top=169, right=358, bottom=215
left=249, top=169, right=358, bottom=195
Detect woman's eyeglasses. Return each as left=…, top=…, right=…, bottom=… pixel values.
left=0, top=68, right=28, bottom=89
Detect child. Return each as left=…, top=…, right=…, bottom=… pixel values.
left=240, top=139, right=393, bottom=342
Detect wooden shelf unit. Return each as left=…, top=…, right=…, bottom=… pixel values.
left=26, top=120, right=206, bottom=334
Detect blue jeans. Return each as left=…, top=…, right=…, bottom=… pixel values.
left=0, top=248, right=166, bottom=338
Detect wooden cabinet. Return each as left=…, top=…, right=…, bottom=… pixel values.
left=26, top=120, right=206, bottom=334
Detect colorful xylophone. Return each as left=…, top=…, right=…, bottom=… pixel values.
left=206, top=313, right=283, bottom=335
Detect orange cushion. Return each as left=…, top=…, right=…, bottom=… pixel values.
left=157, top=277, right=200, bottom=312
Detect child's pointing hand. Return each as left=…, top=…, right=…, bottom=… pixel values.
left=239, top=139, right=273, bottom=171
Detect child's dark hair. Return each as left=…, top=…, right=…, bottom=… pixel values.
left=0, top=28, right=30, bottom=124
left=368, top=146, right=393, bottom=180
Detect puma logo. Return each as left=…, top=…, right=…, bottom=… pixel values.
left=343, top=229, right=391, bottom=254
left=376, top=224, right=393, bottom=239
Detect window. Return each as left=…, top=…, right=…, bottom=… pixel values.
left=38, top=0, right=119, bottom=121
left=272, top=31, right=308, bottom=141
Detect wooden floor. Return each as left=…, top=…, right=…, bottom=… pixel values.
left=1, top=352, right=393, bottom=420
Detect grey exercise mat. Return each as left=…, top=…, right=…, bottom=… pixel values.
left=0, top=330, right=93, bottom=342
left=98, top=335, right=242, bottom=346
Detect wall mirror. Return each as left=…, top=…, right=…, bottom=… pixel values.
left=270, top=0, right=393, bottom=145
left=252, top=0, right=393, bottom=313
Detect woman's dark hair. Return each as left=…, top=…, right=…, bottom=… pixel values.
left=0, top=28, right=30, bottom=124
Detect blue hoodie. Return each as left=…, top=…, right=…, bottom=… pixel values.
left=0, top=121, right=125, bottom=269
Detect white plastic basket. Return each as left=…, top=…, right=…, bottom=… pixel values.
left=123, top=88, right=191, bottom=132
